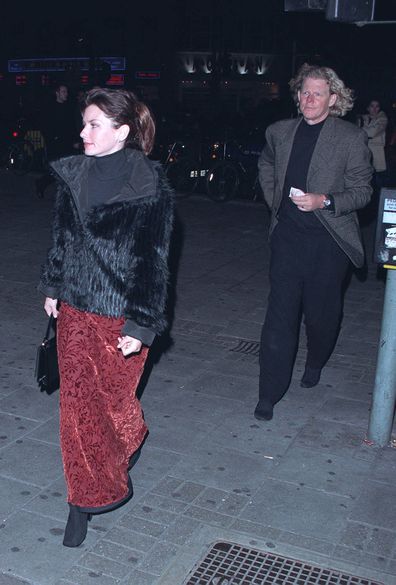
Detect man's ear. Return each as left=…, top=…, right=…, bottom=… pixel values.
left=329, top=94, right=337, bottom=107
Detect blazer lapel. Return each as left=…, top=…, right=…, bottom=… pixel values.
left=307, top=116, right=337, bottom=189
left=277, top=118, right=302, bottom=194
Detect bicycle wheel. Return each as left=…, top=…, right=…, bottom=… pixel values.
left=166, top=158, right=199, bottom=198
left=7, top=141, right=34, bottom=175
left=206, top=161, right=239, bottom=202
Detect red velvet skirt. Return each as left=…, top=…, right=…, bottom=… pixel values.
left=57, top=303, right=148, bottom=509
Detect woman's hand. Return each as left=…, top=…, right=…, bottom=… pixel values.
left=117, top=335, right=142, bottom=356
left=44, top=297, right=59, bottom=318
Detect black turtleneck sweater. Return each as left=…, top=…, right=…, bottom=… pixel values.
left=81, top=149, right=130, bottom=214
left=279, top=118, right=327, bottom=230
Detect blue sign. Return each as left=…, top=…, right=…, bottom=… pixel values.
left=8, top=57, right=126, bottom=73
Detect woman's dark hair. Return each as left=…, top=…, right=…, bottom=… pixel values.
left=81, top=88, right=155, bottom=155
left=367, top=98, right=382, bottom=109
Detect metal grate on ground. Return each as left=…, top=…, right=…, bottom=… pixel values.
left=172, top=319, right=262, bottom=357
left=229, top=339, right=260, bottom=357
left=183, top=541, right=384, bottom=585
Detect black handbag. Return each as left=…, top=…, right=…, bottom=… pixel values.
left=35, top=315, right=60, bottom=394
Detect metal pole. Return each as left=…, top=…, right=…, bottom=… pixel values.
left=367, top=267, right=396, bottom=446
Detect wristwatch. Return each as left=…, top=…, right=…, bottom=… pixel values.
left=323, top=197, right=332, bottom=208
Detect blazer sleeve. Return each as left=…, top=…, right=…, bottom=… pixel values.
left=329, top=129, right=373, bottom=217
left=122, top=174, right=174, bottom=342
left=257, top=126, right=276, bottom=209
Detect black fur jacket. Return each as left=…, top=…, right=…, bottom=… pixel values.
left=39, top=149, right=174, bottom=346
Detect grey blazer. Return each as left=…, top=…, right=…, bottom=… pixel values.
left=258, top=115, right=373, bottom=267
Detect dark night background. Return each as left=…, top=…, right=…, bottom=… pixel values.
left=1, top=0, right=396, bottom=135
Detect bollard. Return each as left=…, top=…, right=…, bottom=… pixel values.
left=367, top=266, right=396, bottom=447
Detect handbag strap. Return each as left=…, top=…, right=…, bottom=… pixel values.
left=44, top=314, right=55, bottom=340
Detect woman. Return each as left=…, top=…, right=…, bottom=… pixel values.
left=360, top=99, right=388, bottom=191
left=38, top=88, right=174, bottom=547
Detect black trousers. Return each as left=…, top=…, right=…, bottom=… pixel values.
left=259, top=221, right=350, bottom=406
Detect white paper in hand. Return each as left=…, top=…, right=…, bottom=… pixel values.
left=289, top=187, right=305, bottom=198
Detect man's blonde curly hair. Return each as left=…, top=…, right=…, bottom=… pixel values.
left=289, top=63, right=354, bottom=117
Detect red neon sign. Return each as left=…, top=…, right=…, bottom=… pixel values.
left=135, top=71, right=160, bottom=80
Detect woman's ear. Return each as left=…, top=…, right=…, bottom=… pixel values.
left=118, top=124, right=130, bottom=142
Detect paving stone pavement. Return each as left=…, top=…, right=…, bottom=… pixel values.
left=0, top=174, right=395, bottom=585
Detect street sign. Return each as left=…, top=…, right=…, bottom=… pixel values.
left=135, top=71, right=161, bottom=80
left=374, top=187, right=396, bottom=266
left=8, top=57, right=126, bottom=73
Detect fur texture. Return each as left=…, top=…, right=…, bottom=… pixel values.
left=40, top=152, right=174, bottom=337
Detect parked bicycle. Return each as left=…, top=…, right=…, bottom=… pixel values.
left=160, top=140, right=211, bottom=199
left=206, top=138, right=264, bottom=203
left=155, top=129, right=266, bottom=204
left=163, top=141, right=200, bottom=197
left=0, top=118, right=47, bottom=175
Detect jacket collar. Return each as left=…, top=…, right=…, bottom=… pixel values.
left=276, top=115, right=337, bottom=192
left=50, top=149, right=158, bottom=214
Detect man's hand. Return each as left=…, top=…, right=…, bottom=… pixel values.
left=117, top=335, right=142, bottom=356
left=44, top=297, right=59, bottom=318
left=290, top=192, right=326, bottom=212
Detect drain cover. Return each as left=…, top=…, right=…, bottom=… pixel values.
left=230, top=340, right=260, bottom=357
left=183, top=542, right=383, bottom=585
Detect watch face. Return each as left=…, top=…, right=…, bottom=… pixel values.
left=324, top=198, right=331, bottom=207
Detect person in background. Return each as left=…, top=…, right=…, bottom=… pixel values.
left=36, top=83, right=79, bottom=197
left=254, top=64, right=372, bottom=422
left=44, top=84, right=77, bottom=157
left=360, top=99, right=388, bottom=194
left=38, top=88, right=174, bottom=547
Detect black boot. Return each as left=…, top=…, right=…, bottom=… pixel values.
left=254, top=400, right=274, bottom=421
left=300, top=366, right=322, bottom=388
left=63, top=504, right=91, bottom=547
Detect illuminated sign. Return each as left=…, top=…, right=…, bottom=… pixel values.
left=8, top=57, right=126, bottom=73
left=135, top=71, right=160, bottom=80
left=375, top=189, right=396, bottom=266
left=106, top=74, right=125, bottom=86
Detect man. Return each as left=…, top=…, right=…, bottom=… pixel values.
left=36, top=83, right=79, bottom=197
left=43, top=84, right=77, bottom=158
left=254, top=64, right=373, bottom=422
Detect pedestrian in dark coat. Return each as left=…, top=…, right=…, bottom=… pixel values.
left=254, top=64, right=372, bottom=422
left=38, top=88, right=174, bottom=547
left=36, top=83, right=80, bottom=197
left=42, top=84, right=77, bottom=158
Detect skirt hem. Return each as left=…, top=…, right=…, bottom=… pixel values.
left=71, top=474, right=134, bottom=514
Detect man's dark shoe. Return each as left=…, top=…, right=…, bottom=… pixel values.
left=254, top=400, right=273, bottom=421
left=300, top=366, right=322, bottom=388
